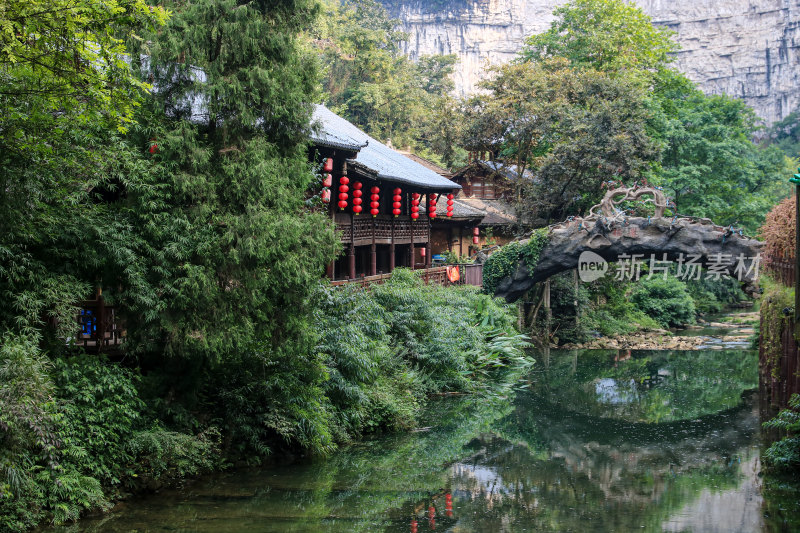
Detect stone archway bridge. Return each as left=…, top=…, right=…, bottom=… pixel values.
left=492, top=186, right=764, bottom=302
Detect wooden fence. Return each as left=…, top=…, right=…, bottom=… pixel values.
left=331, top=264, right=483, bottom=289
left=759, top=316, right=800, bottom=408
left=763, top=254, right=795, bottom=287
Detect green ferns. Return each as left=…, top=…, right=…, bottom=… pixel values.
left=764, top=393, right=800, bottom=470
left=483, top=229, right=550, bottom=295
left=314, top=269, right=533, bottom=441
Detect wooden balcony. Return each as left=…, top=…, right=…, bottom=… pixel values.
left=335, top=214, right=430, bottom=246
left=73, top=298, right=124, bottom=352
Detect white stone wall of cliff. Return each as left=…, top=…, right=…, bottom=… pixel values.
left=384, top=0, right=800, bottom=124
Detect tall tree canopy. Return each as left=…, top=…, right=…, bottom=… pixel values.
left=463, top=59, right=658, bottom=223
left=313, top=0, right=464, bottom=167
left=519, top=0, right=677, bottom=76
left=466, top=0, right=789, bottom=231
left=124, top=0, right=339, bottom=364
left=0, top=0, right=167, bottom=338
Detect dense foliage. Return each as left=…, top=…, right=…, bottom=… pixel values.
left=764, top=393, right=800, bottom=470
left=463, top=0, right=788, bottom=231
left=313, top=0, right=465, bottom=167
left=483, top=229, right=550, bottom=295
left=760, top=195, right=796, bottom=259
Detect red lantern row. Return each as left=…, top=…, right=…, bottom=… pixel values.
left=473, top=227, right=480, bottom=245
left=446, top=193, right=454, bottom=217
left=393, top=188, right=402, bottom=216
left=338, top=176, right=349, bottom=210
left=429, top=193, right=438, bottom=219
left=411, top=192, right=420, bottom=220
left=352, top=181, right=363, bottom=214
left=370, top=186, right=380, bottom=217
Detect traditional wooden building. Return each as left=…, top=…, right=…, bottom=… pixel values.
left=309, top=105, right=461, bottom=280
left=449, top=159, right=530, bottom=248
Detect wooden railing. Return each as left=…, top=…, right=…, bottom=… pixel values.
left=331, top=264, right=483, bottom=289
left=73, top=299, right=124, bottom=352
left=764, top=254, right=795, bottom=287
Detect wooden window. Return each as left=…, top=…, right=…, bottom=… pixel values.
left=472, top=179, right=483, bottom=198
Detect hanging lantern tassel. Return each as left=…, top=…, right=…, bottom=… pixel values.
left=446, top=193, right=454, bottom=217
left=392, top=188, right=402, bottom=217
left=370, top=186, right=380, bottom=217
left=339, top=176, right=349, bottom=210
left=352, top=182, right=363, bottom=214
left=429, top=193, right=437, bottom=219
left=411, top=192, right=420, bottom=220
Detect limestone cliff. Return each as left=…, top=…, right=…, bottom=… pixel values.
left=381, top=0, right=800, bottom=124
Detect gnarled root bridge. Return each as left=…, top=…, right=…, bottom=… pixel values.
left=493, top=216, right=763, bottom=302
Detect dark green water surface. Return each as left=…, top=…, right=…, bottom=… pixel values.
left=48, top=347, right=800, bottom=532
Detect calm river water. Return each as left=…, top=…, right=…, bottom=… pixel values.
left=47, top=345, right=800, bottom=532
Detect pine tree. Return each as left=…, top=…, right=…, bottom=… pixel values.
left=124, top=0, right=339, bottom=364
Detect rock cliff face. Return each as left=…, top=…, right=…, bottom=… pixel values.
left=382, top=0, right=800, bottom=124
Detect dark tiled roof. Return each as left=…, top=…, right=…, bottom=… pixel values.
left=422, top=196, right=485, bottom=220
left=311, top=105, right=461, bottom=192
left=454, top=160, right=535, bottom=182
left=457, top=197, right=517, bottom=226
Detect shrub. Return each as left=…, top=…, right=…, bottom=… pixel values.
left=128, top=428, right=220, bottom=485
left=764, top=393, right=800, bottom=470
left=760, top=195, right=795, bottom=260
left=630, top=275, right=695, bottom=327
left=483, top=229, right=549, bottom=295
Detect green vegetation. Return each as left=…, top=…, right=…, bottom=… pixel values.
left=314, top=0, right=465, bottom=168
left=764, top=393, right=800, bottom=470
left=464, top=0, right=788, bottom=231
left=483, top=229, right=549, bottom=295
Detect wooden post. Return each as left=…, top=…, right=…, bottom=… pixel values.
left=370, top=218, right=377, bottom=276
left=409, top=192, right=415, bottom=270
left=425, top=215, right=432, bottom=269
left=390, top=218, right=395, bottom=272
left=348, top=212, right=356, bottom=279
left=791, top=166, right=800, bottom=336
left=544, top=278, right=552, bottom=346
left=96, top=288, right=106, bottom=352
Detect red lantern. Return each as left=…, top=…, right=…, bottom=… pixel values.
left=338, top=176, right=349, bottom=210
left=352, top=182, right=363, bottom=214
left=420, top=247, right=426, bottom=257
left=410, top=192, right=420, bottom=220
left=411, top=519, right=418, bottom=533
left=323, top=158, right=333, bottom=172
left=446, top=193, right=454, bottom=218
left=445, top=493, right=453, bottom=517
left=473, top=227, right=480, bottom=245
left=321, top=189, right=330, bottom=203
left=473, top=227, right=480, bottom=236
left=392, top=187, right=402, bottom=217
left=148, top=139, right=158, bottom=154
left=322, top=173, right=332, bottom=188
left=473, top=236, right=480, bottom=245
left=429, top=193, right=437, bottom=219
left=370, top=186, right=380, bottom=217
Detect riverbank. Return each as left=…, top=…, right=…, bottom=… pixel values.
left=562, top=310, right=758, bottom=351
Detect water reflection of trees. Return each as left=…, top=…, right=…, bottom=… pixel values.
left=534, top=348, right=758, bottom=423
